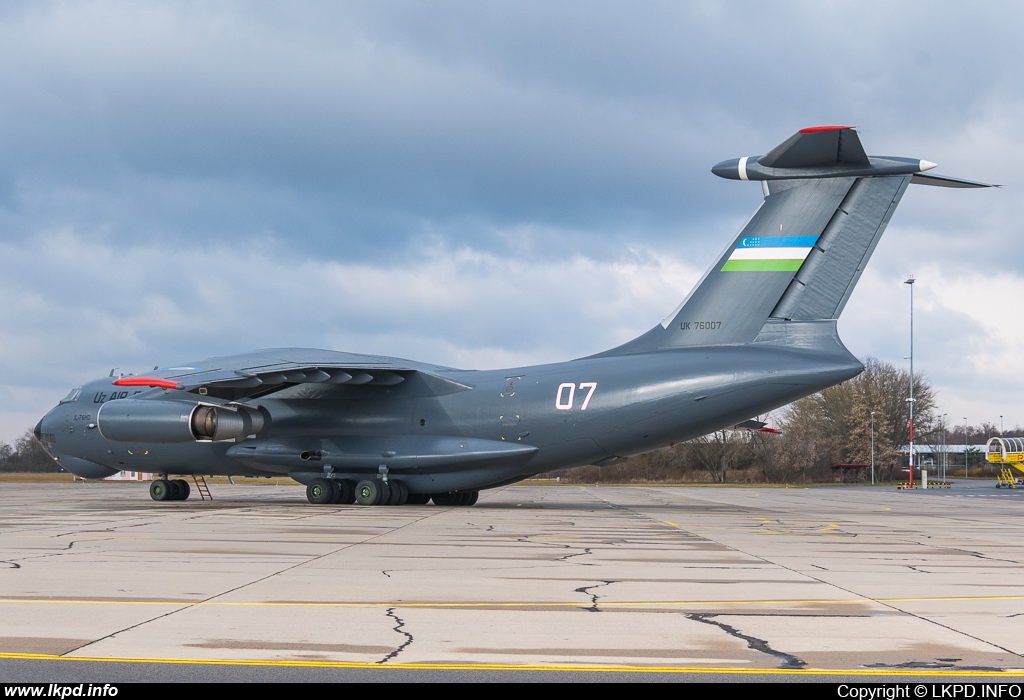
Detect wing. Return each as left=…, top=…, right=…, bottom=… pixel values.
left=112, top=348, right=472, bottom=400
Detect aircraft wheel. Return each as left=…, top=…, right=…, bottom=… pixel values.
left=405, top=493, right=430, bottom=505
left=465, top=490, right=479, bottom=506
left=431, top=492, right=458, bottom=506
left=327, top=479, right=342, bottom=504
left=175, top=479, right=191, bottom=501
left=335, top=479, right=354, bottom=504
left=307, top=478, right=334, bottom=504
left=454, top=491, right=475, bottom=506
left=150, top=479, right=171, bottom=502
left=333, top=480, right=354, bottom=503
left=167, top=480, right=183, bottom=500
left=385, top=481, right=406, bottom=506
left=355, top=479, right=383, bottom=506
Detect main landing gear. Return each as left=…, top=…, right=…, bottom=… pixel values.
left=304, top=477, right=478, bottom=507
left=306, top=477, right=356, bottom=505
left=150, top=478, right=191, bottom=501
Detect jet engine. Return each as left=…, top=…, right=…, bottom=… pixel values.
left=190, top=404, right=266, bottom=442
left=96, top=399, right=267, bottom=443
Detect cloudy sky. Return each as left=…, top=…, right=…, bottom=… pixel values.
left=1, top=1, right=1021, bottom=443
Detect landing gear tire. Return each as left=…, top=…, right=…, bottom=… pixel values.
left=174, top=479, right=191, bottom=501
left=150, top=479, right=171, bottom=501
left=385, top=481, right=407, bottom=506
left=455, top=490, right=479, bottom=506
left=431, top=492, right=458, bottom=506
left=327, top=479, right=342, bottom=504
left=167, top=480, right=183, bottom=500
left=336, top=480, right=355, bottom=504
left=405, top=493, right=430, bottom=505
left=307, top=478, right=335, bottom=504
left=432, top=491, right=478, bottom=506
left=355, top=479, right=383, bottom=506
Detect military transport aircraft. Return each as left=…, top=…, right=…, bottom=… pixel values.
left=34, top=126, right=992, bottom=506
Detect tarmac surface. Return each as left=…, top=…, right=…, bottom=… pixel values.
left=1, top=478, right=1023, bottom=682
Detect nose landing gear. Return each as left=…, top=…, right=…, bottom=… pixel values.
left=150, top=478, right=191, bottom=501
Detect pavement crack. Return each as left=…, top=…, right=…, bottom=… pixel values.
left=64, top=501, right=449, bottom=658
left=574, top=580, right=615, bottom=612
left=378, top=607, right=413, bottom=663
left=0, top=560, right=21, bottom=569
left=686, top=613, right=806, bottom=668
left=866, top=661, right=1004, bottom=672
left=381, top=570, right=391, bottom=578
left=556, top=547, right=593, bottom=564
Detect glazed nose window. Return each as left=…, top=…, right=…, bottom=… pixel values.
left=59, top=387, right=82, bottom=404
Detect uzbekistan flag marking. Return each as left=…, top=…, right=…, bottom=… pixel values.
left=722, top=235, right=819, bottom=272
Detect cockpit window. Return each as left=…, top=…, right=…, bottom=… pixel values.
left=59, top=387, right=82, bottom=404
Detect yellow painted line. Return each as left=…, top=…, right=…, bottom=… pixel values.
left=0, top=652, right=1020, bottom=676
left=663, top=521, right=679, bottom=527
left=20, top=535, right=152, bottom=540
left=3, top=594, right=1024, bottom=609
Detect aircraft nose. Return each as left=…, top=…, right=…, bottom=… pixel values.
left=33, top=418, right=43, bottom=442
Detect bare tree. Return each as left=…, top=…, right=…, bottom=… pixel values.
left=780, top=358, right=929, bottom=481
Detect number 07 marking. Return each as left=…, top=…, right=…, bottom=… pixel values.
left=555, top=382, right=597, bottom=411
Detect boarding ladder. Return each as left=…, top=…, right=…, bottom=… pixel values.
left=996, top=467, right=1016, bottom=488
left=192, top=475, right=213, bottom=500
left=985, top=438, right=1024, bottom=489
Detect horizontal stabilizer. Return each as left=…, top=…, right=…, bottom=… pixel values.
left=911, top=172, right=999, bottom=189
left=759, top=126, right=869, bottom=168
left=732, top=419, right=781, bottom=434
left=733, top=419, right=766, bottom=430
left=712, top=126, right=934, bottom=182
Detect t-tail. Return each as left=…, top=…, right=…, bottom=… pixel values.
left=601, top=125, right=994, bottom=356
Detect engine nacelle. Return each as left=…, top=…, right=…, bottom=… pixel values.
left=97, top=399, right=266, bottom=443
left=190, top=404, right=266, bottom=442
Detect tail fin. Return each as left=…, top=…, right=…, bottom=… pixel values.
left=600, top=126, right=993, bottom=355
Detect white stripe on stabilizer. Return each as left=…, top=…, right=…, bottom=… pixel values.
left=728, top=247, right=812, bottom=261
left=738, top=156, right=749, bottom=181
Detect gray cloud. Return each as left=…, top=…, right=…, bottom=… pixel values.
left=1, top=1, right=1022, bottom=440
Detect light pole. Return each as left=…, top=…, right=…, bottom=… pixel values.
left=941, top=413, right=948, bottom=480
left=964, top=418, right=969, bottom=479
left=870, top=411, right=876, bottom=485
left=905, top=276, right=915, bottom=487
left=1000, top=415, right=1004, bottom=436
